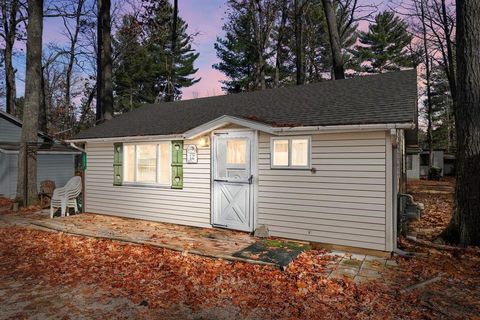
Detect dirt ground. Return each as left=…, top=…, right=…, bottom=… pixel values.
left=0, top=180, right=479, bottom=320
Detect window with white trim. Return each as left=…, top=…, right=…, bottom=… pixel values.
left=123, top=143, right=171, bottom=185
left=271, top=137, right=311, bottom=169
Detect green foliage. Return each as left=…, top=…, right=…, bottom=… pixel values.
left=213, top=5, right=262, bottom=93
left=113, top=16, right=158, bottom=112
left=213, top=0, right=359, bottom=93
left=354, top=11, right=413, bottom=73
left=142, top=0, right=200, bottom=100
left=420, top=65, right=456, bottom=152
left=113, top=1, right=200, bottom=112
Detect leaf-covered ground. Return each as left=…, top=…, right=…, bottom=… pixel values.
left=0, top=225, right=479, bottom=319
left=408, top=178, right=455, bottom=240
left=1, top=180, right=479, bottom=319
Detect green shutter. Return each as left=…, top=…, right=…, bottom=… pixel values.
left=113, top=143, right=123, bottom=186
left=171, top=140, right=183, bottom=189
left=81, top=152, right=87, bottom=171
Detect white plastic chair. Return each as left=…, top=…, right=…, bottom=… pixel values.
left=50, top=176, right=82, bottom=218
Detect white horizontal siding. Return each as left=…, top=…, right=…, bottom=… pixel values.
left=257, top=131, right=388, bottom=251
left=1, top=153, right=75, bottom=198
left=85, top=141, right=211, bottom=228
left=0, top=117, right=22, bottom=142
left=0, top=152, right=9, bottom=197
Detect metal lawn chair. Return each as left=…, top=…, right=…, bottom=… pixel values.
left=50, top=176, right=82, bottom=218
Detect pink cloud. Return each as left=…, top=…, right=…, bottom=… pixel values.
left=178, top=0, right=227, bottom=99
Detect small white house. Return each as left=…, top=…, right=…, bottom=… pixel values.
left=70, top=70, right=418, bottom=253
left=0, top=110, right=80, bottom=198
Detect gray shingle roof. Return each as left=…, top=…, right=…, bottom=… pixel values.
left=74, top=70, right=417, bottom=140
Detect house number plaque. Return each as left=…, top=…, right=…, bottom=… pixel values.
left=186, top=145, right=198, bottom=164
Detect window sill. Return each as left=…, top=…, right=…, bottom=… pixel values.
left=270, top=166, right=312, bottom=170
left=118, top=183, right=172, bottom=189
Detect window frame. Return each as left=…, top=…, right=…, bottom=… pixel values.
left=270, top=136, right=311, bottom=170
left=123, top=142, right=172, bottom=187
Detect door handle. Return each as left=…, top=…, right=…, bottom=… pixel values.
left=248, top=175, right=253, bottom=184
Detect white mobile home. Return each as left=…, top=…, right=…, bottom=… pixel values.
left=70, top=70, right=418, bottom=253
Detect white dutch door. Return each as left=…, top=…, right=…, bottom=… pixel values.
left=212, top=131, right=254, bottom=232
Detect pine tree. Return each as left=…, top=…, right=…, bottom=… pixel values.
left=213, top=9, right=258, bottom=93
left=113, top=15, right=158, bottom=112
left=214, top=0, right=359, bottom=92
left=429, top=65, right=455, bottom=152
left=113, top=2, right=200, bottom=108
left=354, top=11, right=413, bottom=73
left=141, top=0, right=200, bottom=101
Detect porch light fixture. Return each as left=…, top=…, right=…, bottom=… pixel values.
left=198, top=136, right=210, bottom=148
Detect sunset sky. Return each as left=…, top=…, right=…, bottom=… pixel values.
left=11, top=0, right=228, bottom=100
left=11, top=0, right=389, bottom=100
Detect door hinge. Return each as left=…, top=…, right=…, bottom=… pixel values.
left=213, top=223, right=228, bottom=228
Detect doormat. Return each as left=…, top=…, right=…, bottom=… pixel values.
left=232, top=239, right=310, bottom=269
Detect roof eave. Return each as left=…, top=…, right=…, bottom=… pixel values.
left=271, top=122, right=416, bottom=134
left=0, top=110, right=53, bottom=141
left=69, top=118, right=415, bottom=143
left=67, top=133, right=185, bottom=143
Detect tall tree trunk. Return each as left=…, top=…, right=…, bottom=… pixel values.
left=442, top=0, right=480, bottom=246
left=96, top=0, right=102, bottom=122
left=440, top=0, right=457, bottom=109
left=165, top=0, right=178, bottom=102
left=4, top=43, right=16, bottom=115
left=16, top=0, right=43, bottom=204
left=65, top=0, right=85, bottom=111
left=96, top=0, right=113, bottom=122
left=38, top=71, right=47, bottom=132
left=322, top=0, right=345, bottom=80
left=274, top=0, right=287, bottom=88
left=1, top=0, right=19, bottom=116
left=421, top=0, right=434, bottom=172
left=294, top=0, right=305, bottom=85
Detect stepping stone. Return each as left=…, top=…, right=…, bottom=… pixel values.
left=329, top=266, right=358, bottom=279
left=340, top=258, right=363, bottom=268
left=362, top=259, right=386, bottom=271
left=386, top=260, right=399, bottom=267
left=345, top=253, right=366, bottom=261
left=353, top=275, right=370, bottom=284
left=358, top=268, right=382, bottom=278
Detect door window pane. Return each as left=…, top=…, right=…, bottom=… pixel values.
left=227, top=139, right=247, bottom=164
left=158, top=143, right=171, bottom=185
left=216, top=137, right=250, bottom=181
left=215, top=139, right=227, bottom=179
left=124, top=145, right=135, bottom=182
left=136, top=144, right=157, bottom=183
left=291, top=139, right=309, bottom=166
left=273, top=139, right=289, bottom=166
